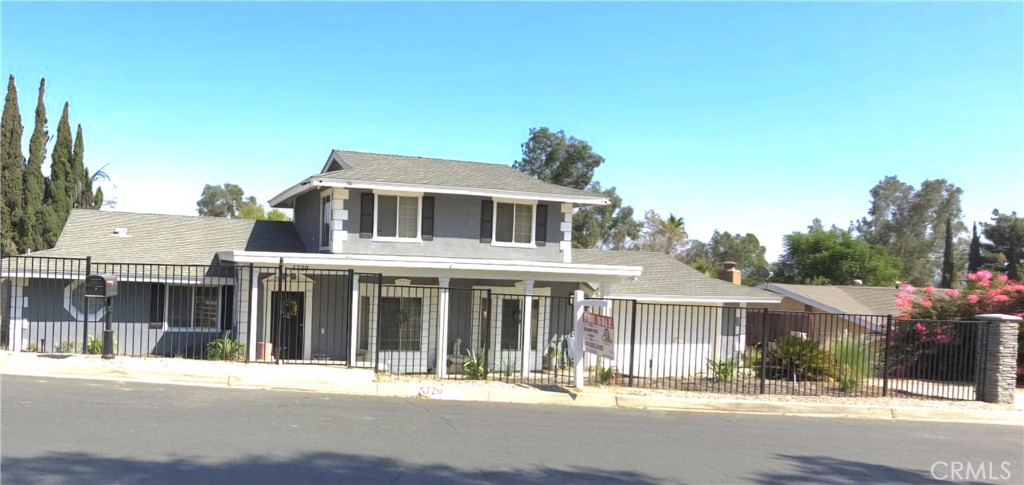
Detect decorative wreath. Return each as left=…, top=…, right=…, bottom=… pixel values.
left=282, top=298, right=299, bottom=318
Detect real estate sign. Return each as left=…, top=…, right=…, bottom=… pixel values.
left=581, top=311, right=615, bottom=360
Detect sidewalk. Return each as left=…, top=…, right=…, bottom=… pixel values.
left=2, top=352, right=1021, bottom=426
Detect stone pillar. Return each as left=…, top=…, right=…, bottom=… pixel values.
left=974, top=314, right=1022, bottom=404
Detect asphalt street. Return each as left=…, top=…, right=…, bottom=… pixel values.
left=1, top=375, right=1021, bottom=484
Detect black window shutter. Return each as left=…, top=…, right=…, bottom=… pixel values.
left=220, top=286, right=234, bottom=334
left=422, top=197, right=435, bottom=241
left=535, top=204, right=548, bottom=246
left=149, top=283, right=165, bottom=323
left=480, top=200, right=493, bottom=243
left=360, top=192, right=374, bottom=238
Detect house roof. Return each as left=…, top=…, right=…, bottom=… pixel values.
left=270, top=150, right=609, bottom=207
left=26, top=210, right=306, bottom=266
left=573, top=249, right=782, bottom=303
left=763, top=283, right=899, bottom=316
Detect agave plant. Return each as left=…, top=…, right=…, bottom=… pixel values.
left=207, top=332, right=247, bottom=361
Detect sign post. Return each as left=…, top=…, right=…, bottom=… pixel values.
left=571, top=290, right=612, bottom=389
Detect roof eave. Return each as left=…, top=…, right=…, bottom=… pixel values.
left=612, top=294, right=784, bottom=304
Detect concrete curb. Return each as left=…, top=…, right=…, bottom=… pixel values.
left=2, top=354, right=1021, bottom=426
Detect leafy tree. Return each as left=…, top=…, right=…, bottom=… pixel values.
left=773, top=229, right=902, bottom=286
left=196, top=183, right=245, bottom=218
left=855, top=176, right=964, bottom=285
left=199, top=184, right=290, bottom=221
left=982, top=210, right=1024, bottom=280
left=572, top=182, right=640, bottom=249
left=18, top=78, right=47, bottom=253
left=636, top=211, right=686, bottom=256
left=683, top=231, right=770, bottom=285
left=940, top=217, right=955, bottom=288
left=968, top=223, right=985, bottom=274
left=513, top=127, right=603, bottom=190
left=1, top=75, right=23, bottom=256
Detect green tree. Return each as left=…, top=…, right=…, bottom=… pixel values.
left=1, top=75, right=24, bottom=256
left=196, top=183, right=245, bottom=218
left=683, top=231, right=770, bottom=285
left=940, top=216, right=955, bottom=288
left=572, top=182, right=640, bottom=249
left=636, top=210, right=687, bottom=256
left=773, top=229, right=902, bottom=286
left=513, top=127, right=603, bottom=190
left=968, top=223, right=984, bottom=274
left=18, top=78, right=47, bottom=253
left=982, top=210, right=1024, bottom=280
left=42, top=101, right=73, bottom=246
left=855, top=176, right=964, bottom=285
left=199, top=184, right=290, bottom=221
left=71, top=124, right=95, bottom=209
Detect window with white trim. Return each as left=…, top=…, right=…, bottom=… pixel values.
left=167, top=286, right=220, bottom=329
left=495, top=202, right=534, bottom=244
left=376, top=194, right=420, bottom=239
left=320, top=195, right=331, bottom=248
left=379, top=297, right=423, bottom=351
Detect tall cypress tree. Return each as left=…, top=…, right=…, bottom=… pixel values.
left=71, top=124, right=91, bottom=209
left=940, top=216, right=955, bottom=288
left=1, top=75, right=24, bottom=256
left=43, top=101, right=73, bottom=246
left=18, top=78, right=47, bottom=253
left=968, top=222, right=985, bottom=274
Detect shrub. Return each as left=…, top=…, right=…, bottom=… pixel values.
left=463, top=347, right=488, bottom=380
left=86, top=335, right=115, bottom=355
left=592, top=365, right=618, bottom=385
left=206, top=333, right=246, bottom=361
left=832, top=336, right=871, bottom=393
left=766, top=336, right=832, bottom=381
left=707, top=358, right=738, bottom=383
left=54, top=340, right=77, bottom=353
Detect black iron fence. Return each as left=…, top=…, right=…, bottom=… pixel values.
left=1, top=255, right=986, bottom=400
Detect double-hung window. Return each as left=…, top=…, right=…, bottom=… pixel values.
left=494, top=202, right=534, bottom=245
left=375, top=194, right=420, bottom=240
left=379, top=297, right=423, bottom=351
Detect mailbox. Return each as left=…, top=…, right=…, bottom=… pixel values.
left=85, top=274, right=118, bottom=298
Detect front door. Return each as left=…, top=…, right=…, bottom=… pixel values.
left=271, top=291, right=305, bottom=360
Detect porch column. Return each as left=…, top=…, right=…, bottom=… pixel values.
left=349, top=274, right=360, bottom=366
left=520, top=280, right=534, bottom=378
left=246, top=267, right=259, bottom=362
left=436, top=277, right=451, bottom=378
left=573, top=289, right=586, bottom=388
left=8, top=279, right=25, bottom=351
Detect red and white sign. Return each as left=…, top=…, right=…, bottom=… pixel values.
left=581, top=311, right=615, bottom=360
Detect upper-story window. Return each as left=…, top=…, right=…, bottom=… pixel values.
left=495, top=202, right=533, bottom=244
left=375, top=193, right=421, bottom=241
left=320, top=195, right=331, bottom=249
left=480, top=199, right=548, bottom=248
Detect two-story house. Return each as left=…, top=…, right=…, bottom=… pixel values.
left=2, top=149, right=779, bottom=379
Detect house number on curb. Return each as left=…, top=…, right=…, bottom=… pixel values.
left=419, top=386, right=443, bottom=397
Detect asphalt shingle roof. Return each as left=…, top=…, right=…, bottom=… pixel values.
left=27, top=210, right=305, bottom=266
left=319, top=150, right=604, bottom=200
left=573, top=249, right=780, bottom=302
left=766, top=283, right=900, bottom=316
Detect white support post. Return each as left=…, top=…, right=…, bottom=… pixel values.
left=349, top=274, right=360, bottom=365
left=8, top=279, right=26, bottom=351
left=436, top=277, right=451, bottom=378
left=247, top=270, right=259, bottom=362
left=520, top=280, right=534, bottom=378
left=572, top=290, right=586, bottom=388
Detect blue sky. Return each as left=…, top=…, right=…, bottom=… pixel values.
left=2, top=2, right=1021, bottom=260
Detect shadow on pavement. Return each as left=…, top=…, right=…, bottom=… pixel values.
left=749, top=454, right=984, bottom=485
left=2, top=451, right=660, bottom=484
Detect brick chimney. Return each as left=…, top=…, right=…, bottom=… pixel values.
left=718, top=261, right=742, bottom=285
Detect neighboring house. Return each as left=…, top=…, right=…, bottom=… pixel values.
left=751, top=283, right=899, bottom=342
left=2, top=149, right=780, bottom=378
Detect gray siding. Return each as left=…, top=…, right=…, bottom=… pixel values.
left=294, top=190, right=324, bottom=252
left=337, top=190, right=565, bottom=261
left=309, top=274, right=351, bottom=360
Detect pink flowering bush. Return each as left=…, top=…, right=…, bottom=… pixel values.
left=893, top=271, right=1024, bottom=385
